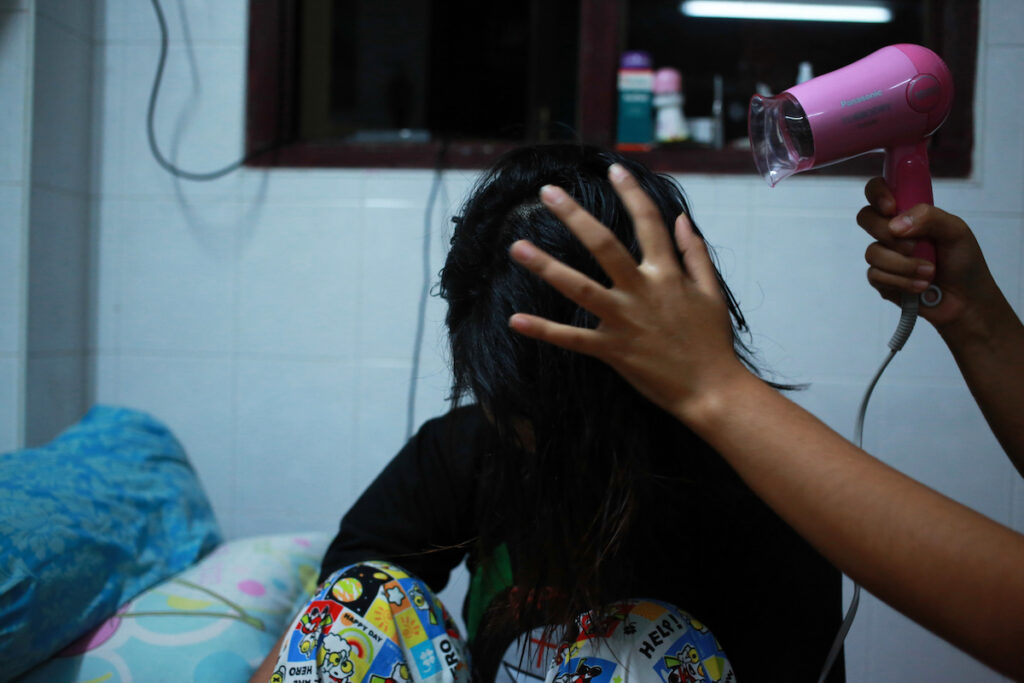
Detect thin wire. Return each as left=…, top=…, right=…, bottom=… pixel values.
left=406, top=143, right=448, bottom=440
left=818, top=292, right=915, bottom=683
left=147, top=0, right=277, bottom=181
left=855, top=349, right=897, bottom=448
left=818, top=576, right=859, bottom=683
left=816, top=346, right=896, bottom=682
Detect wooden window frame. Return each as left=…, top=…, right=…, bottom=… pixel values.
left=245, top=0, right=976, bottom=176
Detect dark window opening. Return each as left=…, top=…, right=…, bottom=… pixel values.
left=295, top=1, right=579, bottom=145
left=246, top=0, right=976, bottom=175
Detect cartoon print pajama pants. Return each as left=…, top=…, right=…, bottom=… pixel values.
left=269, top=562, right=735, bottom=683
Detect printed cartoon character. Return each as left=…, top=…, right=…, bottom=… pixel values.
left=370, top=661, right=412, bottom=683
left=578, top=605, right=630, bottom=639
left=298, top=605, right=334, bottom=657
left=408, top=584, right=438, bottom=625
left=665, top=644, right=707, bottom=683
left=554, top=658, right=603, bottom=683
left=684, top=615, right=709, bottom=634
left=270, top=665, right=286, bottom=683
left=318, top=632, right=356, bottom=683
left=681, top=615, right=722, bottom=653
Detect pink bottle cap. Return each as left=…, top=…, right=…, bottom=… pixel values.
left=653, top=68, right=682, bottom=94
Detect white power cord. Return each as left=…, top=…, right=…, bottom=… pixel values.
left=816, top=287, right=930, bottom=682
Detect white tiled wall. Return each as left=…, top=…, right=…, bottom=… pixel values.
left=0, top=4, right=32, bottom=451
left=27, top=187, right=90, bottom=356
left=29, top=8, right=93, bottom=194
left=0, top=9, right=31, bottom=183
left=23, top=3, right=94, bottom=446
left=0, top=354, right=18, bottom=451
left=0, top=185, right=25, bottom=374
left=36, top=0, right=93, bottom=39
left=3, top=0, right=1019, bottom=678
left=90, top=0, right=472, bottom=539
left=91, top=168, right=464, bottom=539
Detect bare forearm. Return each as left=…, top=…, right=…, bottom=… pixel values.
left=681, top=373, right=1024, bottom=679
left=249, top=633, right=285, bottom=683
left=940, top=293, right=1024, bottom=476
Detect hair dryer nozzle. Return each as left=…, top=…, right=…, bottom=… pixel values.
left=749, top=93, right=815, bottom=187
left=749, top=45, right=953, bottom=188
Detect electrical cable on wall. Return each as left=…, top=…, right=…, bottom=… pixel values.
left=147, top=0, right=277, bottom=180
left=406, top=142, right=449, bottom=441
left=149, top=0, right=450, bottom=442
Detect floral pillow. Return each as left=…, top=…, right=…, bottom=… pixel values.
left=18, top=532, right=331, bottom=683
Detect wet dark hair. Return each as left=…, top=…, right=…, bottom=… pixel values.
left=438, top=143, right=769, bottom=665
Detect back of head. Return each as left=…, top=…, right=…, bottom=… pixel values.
left=439, top=143, right=752, bottom=654
left=442, top=143, right=745, bottom=424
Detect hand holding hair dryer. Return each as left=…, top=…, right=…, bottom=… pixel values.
left=749, top=44, right=953, bottom=267
left=749, top=47, right=955, bottom=679
left=749, top=47, right=956, bottom=680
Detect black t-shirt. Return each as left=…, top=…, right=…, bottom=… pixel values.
left=321, top=405, right=845, bottom=682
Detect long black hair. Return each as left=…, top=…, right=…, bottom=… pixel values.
left=438, top=143, right=770, bottom=663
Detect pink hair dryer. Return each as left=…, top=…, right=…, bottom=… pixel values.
left=749, top=44, right=953, bottom=267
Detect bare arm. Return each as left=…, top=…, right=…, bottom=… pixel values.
left=941, top=290, right=1024, bottom=475
left=685, top=370, right=1024, bottom=680
left=248, top=632, right=285, bottom=683
left=858, top=178, right=1024, bottom=474
left=507, top=166, right=1024, bottom=679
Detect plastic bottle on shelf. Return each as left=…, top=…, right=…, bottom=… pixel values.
left=797, top=61, right=814, bottom=84
left=711, top=74, right=725, bottom=149
left=616, top=51, right=655, bottom=151
left=653, top=67, right=690, bottom=143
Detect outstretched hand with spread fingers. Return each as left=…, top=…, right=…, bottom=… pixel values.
left=507, top=162, right=749, bottom=425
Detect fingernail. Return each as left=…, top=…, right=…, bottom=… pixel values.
left=891, top=214, right=913, bottom=235
left=608, top=163, right=628, bottom=183
left=540, top=184, right=566, bottom=205
left=509, top=240, right=538, bottom=263
left=912, top=279, right=930, bottom=292
left=916, top=263, right=935, bottom=278
left=509, top=314, right=531, bottom=332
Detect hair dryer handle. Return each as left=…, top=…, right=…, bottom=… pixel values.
left=884, top=141, right=935, bottom=263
